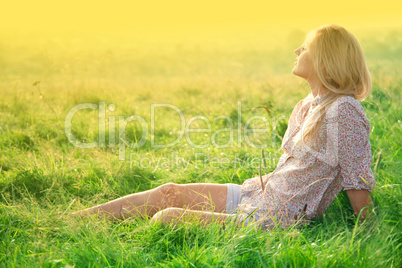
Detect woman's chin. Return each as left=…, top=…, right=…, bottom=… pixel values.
left=292, top=69, right=300, bottom=77
left=292, top=69, right=307, bottom=79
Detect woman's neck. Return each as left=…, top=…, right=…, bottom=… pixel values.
left=307, top=76, right=327, bottom=98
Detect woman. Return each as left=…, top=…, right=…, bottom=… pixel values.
left=73, top=24, right=376, bottom=230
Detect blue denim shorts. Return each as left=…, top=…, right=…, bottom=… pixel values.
left=225, top=183, right=243, bottom=214
left=226, top=183, right=259, bottom=226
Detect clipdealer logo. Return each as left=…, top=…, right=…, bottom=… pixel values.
left=64, top=102, right=271, bottom=160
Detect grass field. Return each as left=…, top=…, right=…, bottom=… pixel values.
left=0, top=29, right=401, bottom=267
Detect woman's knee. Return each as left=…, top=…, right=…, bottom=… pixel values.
left=150, top=207, right=183, bottom=224
left=157, top=182, right=178, bottom=192
left=155, top=183, right=183, bottom=208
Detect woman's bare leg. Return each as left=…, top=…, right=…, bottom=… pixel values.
left=150, top=207, right=234, bottom=225
left=72, top=183, right=229, bottom=219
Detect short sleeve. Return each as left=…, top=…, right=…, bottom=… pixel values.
left=336, top=101, right=376, bottom=192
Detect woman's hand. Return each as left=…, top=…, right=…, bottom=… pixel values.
left=346, top=189, right=372, bottom=221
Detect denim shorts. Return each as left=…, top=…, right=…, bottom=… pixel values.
left=226, top=183, right=259, bottom=226
left=225, top=183, right=243, bottom=214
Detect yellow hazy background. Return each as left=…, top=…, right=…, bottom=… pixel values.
left=1, top=0, right=402, bottom=47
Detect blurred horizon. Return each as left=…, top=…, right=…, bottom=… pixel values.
left=1, top=0, right=402, bottom=50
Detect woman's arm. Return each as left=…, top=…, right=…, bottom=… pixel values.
left=346, top=189, right=372, bottom=221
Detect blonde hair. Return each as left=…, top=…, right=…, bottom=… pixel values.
left=294, top=24, right=372, bottom=147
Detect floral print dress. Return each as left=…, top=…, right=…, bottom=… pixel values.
left=238, top=93, right=376, bottom=229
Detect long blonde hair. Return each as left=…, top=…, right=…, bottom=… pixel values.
left=294, top=24, right=372, bottom=147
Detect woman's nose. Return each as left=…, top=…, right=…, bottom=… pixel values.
left=295, top=48, right=300, bottom=55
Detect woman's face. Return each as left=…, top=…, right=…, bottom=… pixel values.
left=292, top=45, right=316, bottom=80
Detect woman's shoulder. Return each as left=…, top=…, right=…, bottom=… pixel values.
left=337, top=95, right=363, bottom=106
left=326, top=95, right=370, bottom=125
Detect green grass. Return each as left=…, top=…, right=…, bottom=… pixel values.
left=0, top=31, right=401, bottom=267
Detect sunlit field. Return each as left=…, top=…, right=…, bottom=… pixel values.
left=1, top=26, right=401, bottom=266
